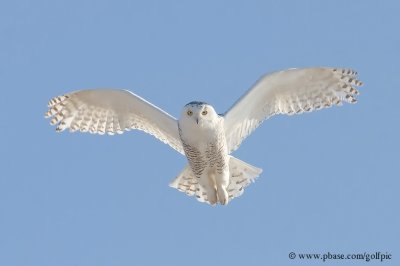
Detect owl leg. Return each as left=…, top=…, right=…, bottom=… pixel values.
left=215, top=170, right=229, bottom=205
left=198, top=173, right=217, bottom=206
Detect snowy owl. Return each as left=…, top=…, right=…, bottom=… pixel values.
left=45, top=67, right=362, bottom=205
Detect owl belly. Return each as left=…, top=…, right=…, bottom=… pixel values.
left=179, top=125, right=228, bottom=178
left=179, top=124, right=230, bottom=205
left=181, top=140, right=228, bottom=178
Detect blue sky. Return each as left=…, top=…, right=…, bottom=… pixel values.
left=1, top=1, right=399, bottom=265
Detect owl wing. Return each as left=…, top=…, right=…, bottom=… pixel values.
left=223, top=67, right=363, bottom=153
left=45, top=89, right=184, bottom=154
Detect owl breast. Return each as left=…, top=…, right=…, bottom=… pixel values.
left=178, top=117, right=228, bottom=177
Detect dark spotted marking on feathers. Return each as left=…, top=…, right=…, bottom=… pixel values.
left=185, top=101, right=209, bottom=107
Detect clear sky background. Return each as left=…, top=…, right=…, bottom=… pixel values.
left=1, top=1, right=399, bottom=265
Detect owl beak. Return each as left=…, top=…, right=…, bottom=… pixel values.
left=196, top=118, right=199, bottom=124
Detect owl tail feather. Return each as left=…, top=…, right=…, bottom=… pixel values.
left=169, top=156, right=262, bottom=205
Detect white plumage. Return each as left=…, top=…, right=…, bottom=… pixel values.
left=45, top=67, right=362, bottom=205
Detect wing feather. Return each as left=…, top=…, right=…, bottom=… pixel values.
left=223, top=67, right=363, bottom=153
left=45, top=89, right=184, bottom=154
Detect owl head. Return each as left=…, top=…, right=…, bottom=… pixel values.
left=180, top=101, right=218, bottom=126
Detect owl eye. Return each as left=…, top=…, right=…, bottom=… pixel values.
left=201, top=110, right=208, bottom=115
left=187, top=110, right=193, bottom=116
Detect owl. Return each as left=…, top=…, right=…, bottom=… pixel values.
left=45, top=67, right=362, bottom=205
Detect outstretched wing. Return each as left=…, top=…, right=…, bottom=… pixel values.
left=223, top=67, right=363, bottom=153
left=45, top=89, right=184, bottom=154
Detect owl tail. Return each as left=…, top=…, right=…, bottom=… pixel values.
left=169, top=156, right=262, bottom=205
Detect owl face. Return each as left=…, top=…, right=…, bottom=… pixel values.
left=181, top=101, right=218, bottom=126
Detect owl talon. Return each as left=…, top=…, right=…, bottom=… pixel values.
left=209, top=199, right=217, bottom=206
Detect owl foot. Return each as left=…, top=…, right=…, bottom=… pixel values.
left=207, top=192, right=218, bottom=206
left=217, top=188, right=229, bottom=205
